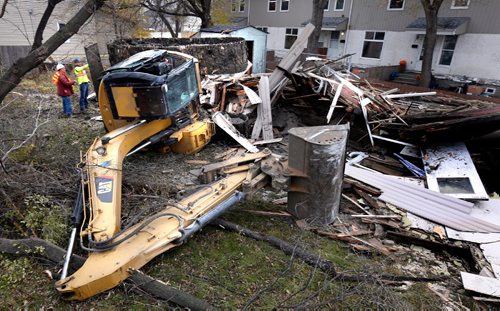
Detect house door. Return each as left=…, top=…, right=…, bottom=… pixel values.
left=327, top=31, right=341, bottom=59
left=414, top=34, right=425, bottom=71
left=246, top=40, right=254, bottom=73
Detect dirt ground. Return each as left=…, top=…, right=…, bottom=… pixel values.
left=0, top=72, right=480, bottom=309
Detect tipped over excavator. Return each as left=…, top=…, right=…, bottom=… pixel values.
left=55, top=50, right=267, bottom=300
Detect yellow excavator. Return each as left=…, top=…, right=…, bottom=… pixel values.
left=55, top=50, right=266, bottom=300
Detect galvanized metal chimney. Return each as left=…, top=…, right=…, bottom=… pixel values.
left=287, top=124, right=350, bottom=225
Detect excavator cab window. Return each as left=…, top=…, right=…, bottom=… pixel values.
left=164, top=61, right=198, bottom=113
left=102, top=50, right=200, bottom=120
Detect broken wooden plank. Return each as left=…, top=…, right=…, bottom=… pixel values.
left=222, top=164, right=252, bottom=174
left=253, top=138, right=283, bottom=146
left=384, top=92, right=436, bottom=99
left=269, top=23, right=315, bottom=92
left=214, top=148, right=238, bottom=160
left=344, top=178, right=382, bottom=196
left=185, top=160, right=209, bottom=165
left=240, top=83, right=262, bottom=105
left=353, top=188, right=381, bottom=210
left=258, top=76, right=274, bottom=140
left=243, top=172, right=269, bottom=198
left=251, top=103, right=263, bottom=140
left=350, top=215, right=400, bottom=219
left=326, top=81, right=344, bottom=123
left=342, top=193, right=372, bottom=215
left=212, top=112, right=259, bottom=153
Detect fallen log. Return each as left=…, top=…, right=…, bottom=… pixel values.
left=212, top=219, right=444, bottom=283
left=0, top=238, right=212, bottom=309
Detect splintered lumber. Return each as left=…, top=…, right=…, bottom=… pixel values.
left=353, top=188, right=381, bottom=210
left=253, top=138, right=283, bottom=145
left=212, top=112, right=258, bottom=153
left=258, top=76, right=274, bottom=140
left=212, top=219, right=443, bottom=283
left=0, top=238, right=212, bottom=309
left=344, top=178, right=382, bottom=196
left=269, top=23, right=315, bottom=92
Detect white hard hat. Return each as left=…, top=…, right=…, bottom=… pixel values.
left=56, top=63, right=64, bottom=71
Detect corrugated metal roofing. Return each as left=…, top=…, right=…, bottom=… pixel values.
left=345, top=165, right=500, bottom=233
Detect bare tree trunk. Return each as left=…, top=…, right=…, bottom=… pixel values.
left=420, top=0, right=444, bottom=88
left=307, top=0, right=327, bottom=54
left=0, top=0, right=105, bottom=104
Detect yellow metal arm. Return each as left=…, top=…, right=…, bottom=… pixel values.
left=83, top=118, right=173, bottom=242
left=56, top=172, right=247, bottom=300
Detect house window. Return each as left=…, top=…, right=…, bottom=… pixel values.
left=362, top=31, right=385, bottom=59
left=231, top=0, right=245, bottom=12
left=324, top=0, right=330, bottom=11
left=284, top=28, right=298, bottom=49
left=387, top=0, right=404, bottom=10
left=57, top=22, right=66, bottom=30
left=268, top=0, right=277, bottom=11
left=335, top=0, right=345, bottom=11
left=451, top=0, right=470, bottom=9
left=256, top=26, right=268, bottom=33
left=439, top=35, right=458, bottom=66
left=280, top=0, right=289, bottom=11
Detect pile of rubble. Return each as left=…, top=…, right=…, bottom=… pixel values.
left=193, top=25, right=500, bottom=305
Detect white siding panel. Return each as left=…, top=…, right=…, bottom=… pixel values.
left=433, top=34, right=500, bottom=80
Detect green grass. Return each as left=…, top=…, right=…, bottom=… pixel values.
left=0, top=76, right=449, bottom=309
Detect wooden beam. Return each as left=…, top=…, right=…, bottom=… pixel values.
left=269, top=23, right=315, bottom=92
left=258, top=76, right=274, bottom=140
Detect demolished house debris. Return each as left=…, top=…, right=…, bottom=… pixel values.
left=192, top=29, right=500, bottom=303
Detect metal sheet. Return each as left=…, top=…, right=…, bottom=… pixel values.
left=345, top=165, right=500, bottom=233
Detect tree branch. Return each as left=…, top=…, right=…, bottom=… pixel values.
left=0, top=0, right=8, bottom=18
left=1, top=103, right=49, bottom=163
left=212, top=219, right=445, bottom=284
left=32, top=0, right=64, bottom=51
left=0, top=237, right=213, bottom=309
left=0, top=0, right=106, bottom=104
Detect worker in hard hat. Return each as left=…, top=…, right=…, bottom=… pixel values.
left=53, top=63, right=75, bottom=117
left=73, top=58, right=90, bottom=113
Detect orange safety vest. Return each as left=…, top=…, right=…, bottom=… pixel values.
left=52, top=71, right=60, bottom=85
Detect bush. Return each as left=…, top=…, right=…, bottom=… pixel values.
left=22, top=194, right=69, bottom=246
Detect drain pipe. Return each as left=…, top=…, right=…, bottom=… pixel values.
left=175, top=191, right=245, bottom=244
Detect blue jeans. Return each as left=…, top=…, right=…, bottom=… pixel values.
left=61, top=96, right=72, bottom=116
left=79, top=82, right=89, bottom=111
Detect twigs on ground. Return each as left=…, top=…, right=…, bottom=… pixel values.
left=2, top=102, right=49, bottom=163
left=243, top=250, right=296, bottom=310
left=212, top=219, right=445, bottom=284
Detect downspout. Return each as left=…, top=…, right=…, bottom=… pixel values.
left=247, top=0, right=251, bottom=25
left=343, top=0, right=354, bottom=58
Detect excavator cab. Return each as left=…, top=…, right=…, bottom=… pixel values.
left=98, top=50, right=204, bottom=134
